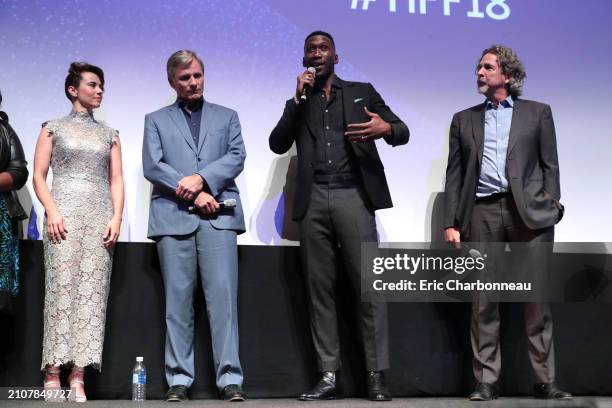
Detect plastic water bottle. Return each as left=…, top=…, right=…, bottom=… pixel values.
left=132, top=356, right=146, bottom=401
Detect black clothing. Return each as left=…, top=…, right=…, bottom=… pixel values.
left=269, top=77, right=409, bottom=221
left=0, top=112, right=28, bottom=220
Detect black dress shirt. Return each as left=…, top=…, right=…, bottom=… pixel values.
left=309, top=77, right=359, bottom=178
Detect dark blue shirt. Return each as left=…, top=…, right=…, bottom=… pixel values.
left=179, top=99, right=204, bottom=147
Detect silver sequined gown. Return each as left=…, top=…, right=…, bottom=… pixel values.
left=41, top=110, right=118, bottom=369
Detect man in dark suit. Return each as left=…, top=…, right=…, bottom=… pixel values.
left=444, top=45, right=571, bottom=401
left=269, top=31, right=409, bottom=402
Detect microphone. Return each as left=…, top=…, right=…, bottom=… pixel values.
left=300, top=66, right=316, bottom=100
left=460, top=242, right=483, bottom=259
left=188, top=198, right=237, bottom=214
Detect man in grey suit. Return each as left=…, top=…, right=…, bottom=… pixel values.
left=444, top=45, right=571, bottom=401
left=142, top=50, right=246, bottom=402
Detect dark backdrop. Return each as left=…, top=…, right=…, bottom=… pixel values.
left=0, top=241, right=610, bottom=399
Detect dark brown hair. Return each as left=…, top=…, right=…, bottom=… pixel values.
left=64, top=62, right=105, bottom=101
left=479, top=45, right=526, bottom=98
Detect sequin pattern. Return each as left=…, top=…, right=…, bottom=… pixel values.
left=0, top=196, right=19, bottom=298
left=41, top=110, right=118, bottom=370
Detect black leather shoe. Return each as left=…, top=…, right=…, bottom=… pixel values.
left=366, top=371, right=392, bottom=401
left=165, top=385, right=188, bottom=402
left=469, top=382, right=499, bottom=401
left=298, top=372, right=341, bottom=401
left=221, top=384, right=246, bottom=402
left=533, top=383, right=572, bottom=400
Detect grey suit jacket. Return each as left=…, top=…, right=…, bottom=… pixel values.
left=143, top=99, right=246, bottom=238
left=444, top=98, right=564, bottom=233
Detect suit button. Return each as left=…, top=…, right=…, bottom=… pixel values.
left=197, top=158, right=202, bottom=162
left=309, top=162, right=313, bottom=168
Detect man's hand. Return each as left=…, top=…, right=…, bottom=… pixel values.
left=345, top=107, right=392, bottom=142
left=444, top=227, right=461, bottom=249
left=176, top=174, right=205, bottom=201
left=295, top=69, right=315, bottom=100
left=194, top=191, right=220, bottom=215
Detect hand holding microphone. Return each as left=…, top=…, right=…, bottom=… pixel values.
left=189, top=191, right=235, bottom=215
left=188, top=196, right=236, bottom=215
left=296, top=66, right=316, bottom=102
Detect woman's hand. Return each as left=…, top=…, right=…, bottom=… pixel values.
left=46, top=209, right=67, bottom=244
left=103, top=216, right=121, bottom=249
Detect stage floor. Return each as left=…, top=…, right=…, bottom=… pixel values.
left=1, top=398, right=609, bottom=408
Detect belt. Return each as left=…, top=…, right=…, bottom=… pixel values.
left=475, top=192, right=510, bottom=203
left=313, top=173, right=358, bottom=188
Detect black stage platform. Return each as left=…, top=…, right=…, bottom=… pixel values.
left=0, top=398, right=608, bottom=407
left=1, top=241, right=610, bottom=399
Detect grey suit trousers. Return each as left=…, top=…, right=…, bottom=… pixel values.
left=468, top=194, right=555, bottom=384
left=156, top=219, right=243, bottom=390
left=300, top=183, right=390, bottom=372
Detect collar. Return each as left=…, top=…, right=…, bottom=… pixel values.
left=178, top=98, right=204, bottom=113
left=69, top=109, right=95, bottom=123
left=314, top=74, right=342, bottom=91
left=331, top=75, right=342, bottom=89
left=486, top=95, right=514, bottom=110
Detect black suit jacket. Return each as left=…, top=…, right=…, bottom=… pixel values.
left=269, top=77, right=409, bottom=221
left=444, top=98, right=564, bottom=234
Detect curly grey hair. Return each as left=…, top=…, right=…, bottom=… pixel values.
left=479, top=45, right=526, bottom=98
left=166, top=50, right=204, bottom=81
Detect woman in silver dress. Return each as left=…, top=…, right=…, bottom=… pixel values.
left=33, top=62, right=124, bottom=402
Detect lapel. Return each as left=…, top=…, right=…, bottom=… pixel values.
left=471, top=102, right=486, bottom=170
left=507, top=98, right=522, bottom=155
left=339, top=77, right=370, bottom=157
left=197, top=100, right=212, bottom=155
left=167, top=100, right=197, bottom=152
left=339, top=77, right=358, bottom=125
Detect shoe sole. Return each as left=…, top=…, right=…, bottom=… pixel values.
left=370, top=397, right=393, bottom=401
left=534, top=396, right=573, bottom=400
left=469, top=396, right=498, bottom=401
left=298, top=396, right=343, bottom=401
left=227, top=396, right=246, bottom=402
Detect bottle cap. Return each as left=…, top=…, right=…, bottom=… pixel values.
left=136, top=356, right=143, bottom=362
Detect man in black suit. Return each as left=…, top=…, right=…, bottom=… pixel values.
left=269, top=31, right=409, bottom=401
left=444, top=45, right=571, bottom=401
